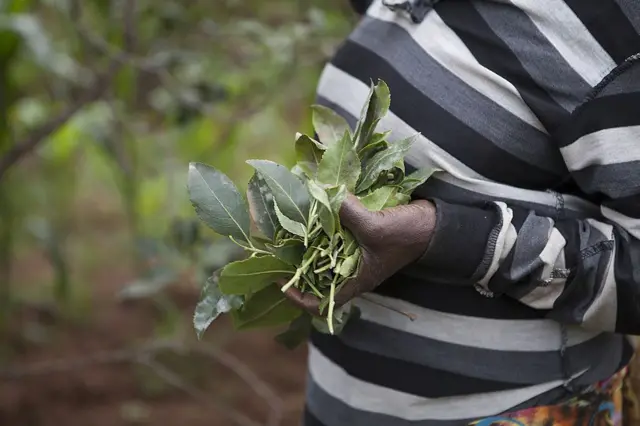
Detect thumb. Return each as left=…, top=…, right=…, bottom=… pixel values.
left=338, top=193, right=375, bottom=240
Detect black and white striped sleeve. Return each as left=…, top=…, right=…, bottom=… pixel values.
left=419, top=58, right=640, bottom=335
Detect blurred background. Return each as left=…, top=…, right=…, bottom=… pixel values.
left=0, top=1, right=357, bottom=425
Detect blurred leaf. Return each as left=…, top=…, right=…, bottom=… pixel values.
left=118, top=268, right=178, bottom=301
left=311, top=104, right=351, bottom=147
left=193, top=273, right=243, bottom=339
left=0, top=14, right=85, bottom=82
left=295, top=132, right=325, bottom=177
left=275, top=312, right=312, bottom=349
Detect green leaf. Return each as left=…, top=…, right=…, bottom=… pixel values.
left=290, top=164, right=307, bottom=179
left=218, top=256, right=295, bottom=295
left=246, top=160, right=310, bottom=224
left=273, top=199, right=306, bottom=238
left=317, top=131, right=361, bottom=192
left=188, top=162, right=251, bottom=243
left=338, top=250, right=360, bottom=277
left=354, top=80, right=391, bottom=151
left=311, top=105, right=351, bottom=147
left=327, top=184, right=348, bottom=214
left=343, top=229, right=358, bottom=256
left=307, top=180, right=335, bottom=235
left=358, top=135, right=389, bottom=165
left=193, top=274, right=243, bottom=339
left=266, top=239, right=305, bottom=265
left=394, top=192, right=411, bottom=205
left=355, top=135, right=417, bottom=193
left=295, top=133, right=326, bottom=178
left=247, top=172, right=278, bottom=241
left=359, top=186, right=398, bottom=211
left=231, top=284, right=302, bottom=330
left=400, top=167, right=436, bottom=194
left=312, top=303, right=360, bottom=335
left=274, top=313, right=313, bottom=350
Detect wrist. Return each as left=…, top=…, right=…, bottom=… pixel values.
left=407, top=199, right=437, bottom=262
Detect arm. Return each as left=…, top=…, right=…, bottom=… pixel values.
left=419, top=59, right=640, bottom=334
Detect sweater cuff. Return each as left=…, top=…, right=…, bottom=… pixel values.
left=416, top=198, right=501, bottom=284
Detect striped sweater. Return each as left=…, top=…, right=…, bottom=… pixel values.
left=302, top=0, right=640, bottom=425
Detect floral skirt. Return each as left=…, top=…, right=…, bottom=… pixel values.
left=469, top=365, right=638, bottom=426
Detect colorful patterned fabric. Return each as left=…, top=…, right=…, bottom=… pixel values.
left=469, top=367, right=630, bottom=426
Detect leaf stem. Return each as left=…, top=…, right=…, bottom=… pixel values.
left=327, top=274, right=338, bottom=334
left=228, top=236, right=271, bottom=256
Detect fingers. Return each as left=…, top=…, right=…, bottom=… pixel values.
left=283, top=286, right=322, bottom=316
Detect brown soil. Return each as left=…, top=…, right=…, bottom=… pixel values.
left=0, top=272, right=309, bottom=426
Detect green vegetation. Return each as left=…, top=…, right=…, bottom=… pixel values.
left=0, top=0, right=355, bottom=348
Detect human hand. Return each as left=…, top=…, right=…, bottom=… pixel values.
left=284, top=193, right=436, bottom=315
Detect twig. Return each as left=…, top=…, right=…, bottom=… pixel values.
left=193, top=342, right=284, bottom=426
left=140, top=355, right=261, bottom=426
left=0, top=339, right=284, bottom=426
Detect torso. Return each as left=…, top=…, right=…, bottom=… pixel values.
left=304, top=1, right=638, bottom=425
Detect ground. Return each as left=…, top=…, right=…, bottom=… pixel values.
left=0, top=259, right=309, bottom=426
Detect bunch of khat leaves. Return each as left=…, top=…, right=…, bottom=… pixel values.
left=188, top=79, right=434, bottom=348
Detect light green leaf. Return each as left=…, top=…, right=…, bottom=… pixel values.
left=356, top=135, right=417, bottom=193
left=394, top=192, right=411, bottom=205
left=311, top=105, right=351, bottom=147
left=218, top=255, right=295, bottom=295
left=290, top=164, right=307, bottom=179
left=307, top=180, right=335, bottom=235
left=400, top=167, right=436, bottom=194
left=317, top=131, right=361, bottom=192
left=247, top=172, right=277, bottom=241
left=188, top=162, right=251, bottom=243
left=295, top=133, right=326, bottom=178
left=273, top=199, right=306, bottom=238
left=274, top=313, right=313, bottom=350
left=338, top=250, right=360, bottom=277
left=193, top=274, right=243, bottom=339
left=246, top=159, right=310, bottom=224
left=354, top=80, right=391, bottom=151
left=343, top=229, right=358, bottom=256
left=359, top=186, right=398, bottom=211
left=358, top=135, right=389, bottom=165
left=266, top=239, right=305, bottom=265
left=231, top=284, right=302, bottom=330
left=312, top=303, right=360, bottom=335
left=327, top=184, right=348, bottom=214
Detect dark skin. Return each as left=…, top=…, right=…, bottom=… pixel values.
left=283, top=193, right=437, bottom=315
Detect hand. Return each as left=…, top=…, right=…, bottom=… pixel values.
left=284, top=193, right=437, bottom=315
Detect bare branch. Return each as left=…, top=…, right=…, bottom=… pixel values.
left=140, top=355, right=262, bottom=426
left=0, top=61, right=120, bottom=180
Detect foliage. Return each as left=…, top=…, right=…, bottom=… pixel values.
left=0, top=0, right=356, bottom=341
left=188, top=81, right=434, bottom=348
